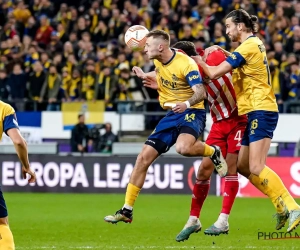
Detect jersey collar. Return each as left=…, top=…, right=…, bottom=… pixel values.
left=162, top=48, right=176, bottom=66
left=246, top=35, right=256, bottom=40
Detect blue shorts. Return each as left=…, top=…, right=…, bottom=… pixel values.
left=146, top=109, right=206, bottom=153
left=241, top=110, right=278, bottom=146
left=0, top=187, right=7, bottom=218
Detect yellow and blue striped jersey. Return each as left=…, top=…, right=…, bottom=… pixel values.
left=0, top=101, right=19, bottom=141
left=154, top=50, right=204, bottom=110
left=226, top=36, right=278, bottom=115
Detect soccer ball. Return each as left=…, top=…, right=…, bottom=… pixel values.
left=124, top=25, right=149, bottom=51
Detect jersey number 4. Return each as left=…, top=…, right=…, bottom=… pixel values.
left=234, top=130, right=242, bottom=142
left=263, top=56, right=271, bottom=86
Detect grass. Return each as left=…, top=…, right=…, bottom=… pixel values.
left=4, top=193, right=300, bottom=249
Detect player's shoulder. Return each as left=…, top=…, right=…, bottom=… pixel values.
left=0, top=101, right=15, bottom=116
left=237, top=36, right=262, bottom=52
left=175, top=50, right=195, bottom=64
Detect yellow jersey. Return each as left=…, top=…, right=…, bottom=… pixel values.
left=0, top=101, right=19, bottom=141
left=226, top=36, right=278, bottom=115
left=154, top=49, right=204, bottom=110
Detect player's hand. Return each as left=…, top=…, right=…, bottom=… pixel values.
left=173, top=102, right=187, bottom=113
left=132, top=66, right=146, bottom=79
left=22, top=166, right=36, bottom=184
left=143, top=76, right=158, bottom=90
left=203, top=45, right=220, bottom=59
left=191, top=55, right=203, bottom=65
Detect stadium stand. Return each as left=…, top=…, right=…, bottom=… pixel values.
left=0, top=0, right=299, bottom=113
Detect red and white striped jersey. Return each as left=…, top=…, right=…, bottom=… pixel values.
left=198, top=50, right=238, bottom=122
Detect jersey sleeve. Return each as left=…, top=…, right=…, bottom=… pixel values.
left=225, top=41, right=255, bottom=69
left=183, top=61, right=203, bottom=87
left=3, top=105, right=19, bottom=134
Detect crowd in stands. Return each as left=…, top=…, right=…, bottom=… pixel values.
left=0, top=0, right=300, bottom=113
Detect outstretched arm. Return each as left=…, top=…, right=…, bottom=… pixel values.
left=132, top=67, right=156, bottom=79
left=204, top=45, right=232, bottom=59
left=198, top=60, right=233, bottom=79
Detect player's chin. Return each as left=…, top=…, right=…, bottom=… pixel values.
left=229, top=36, right=237, bottom=42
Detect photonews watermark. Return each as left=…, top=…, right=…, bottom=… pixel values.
left=258, top=231, right=300, bottom=240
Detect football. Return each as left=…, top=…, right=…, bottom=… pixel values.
left=124, top=25, right=149, bottom=51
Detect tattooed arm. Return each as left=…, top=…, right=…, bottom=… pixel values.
left=188, top=84, right=207, bottom=106
left=172, top=84, right=207, bottom=113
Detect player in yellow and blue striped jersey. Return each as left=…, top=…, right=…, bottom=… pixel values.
left=104, top=30, right=228, bottom=225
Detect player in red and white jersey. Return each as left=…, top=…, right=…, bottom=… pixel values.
left=171, top=41, right=248, bottom=241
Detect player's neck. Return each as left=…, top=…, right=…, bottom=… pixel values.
left=240, top=32, right=254, bottom=43
left=160, top=48, right=175, bottom=64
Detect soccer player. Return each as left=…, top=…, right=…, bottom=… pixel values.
left=197, top=9, right=300, bottom=233
left=0, top=100, right=36, bottom=249
left=104, top=30, right=227, bottom=224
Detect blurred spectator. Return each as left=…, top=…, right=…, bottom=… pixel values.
left=24, top=16, right=39, bottom=39
left=286, top=25, right=300, bottom=53
left=47, top=31, right=63, bottom=54
left=67, top=68, right=82, bottom=100
left=112, top=68, right=145, bottom=113
left=35, top=15, right=53, bottom=48
left=28, top=61, right=46, bottom=102
left=61, top=66, right=71, bottom=101
left=70, top=114, right=90, bottom=153
left=56, top=22, right=69, bottom=44
left=40, top=64, right=61, bottom=111
left=94, top=66, right=118, bottom=110
left=287, top=62, right=300, bottom=100
left=13, top=0, right=31, bottom=25
left=24, top=44, right=39, bottom=71
left=35, top=0, right=55, bottom=19
left=82, top=59, right=97, bottom=101
left=0, top=19, right=17, bottom=41
left=40, top=51, right=51, bottom=71
left=98, top=122, right=118, bottom=153
left=8, top=63, right=27, bottom=110
left=0, top=69, right=9, bottom=100
left=11, top=35, right=23, bottom=60
left=211, top=24, right=226, bottom=48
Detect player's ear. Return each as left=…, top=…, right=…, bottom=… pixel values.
left=237, top=23, right=242, bottom=31
left=158, top=44, right=163, bottom=52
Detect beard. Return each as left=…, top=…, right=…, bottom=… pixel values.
left=228, top=34, right=238, bottom=42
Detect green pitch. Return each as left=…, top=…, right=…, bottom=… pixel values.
left=4, top=193, right=300, bottom=249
